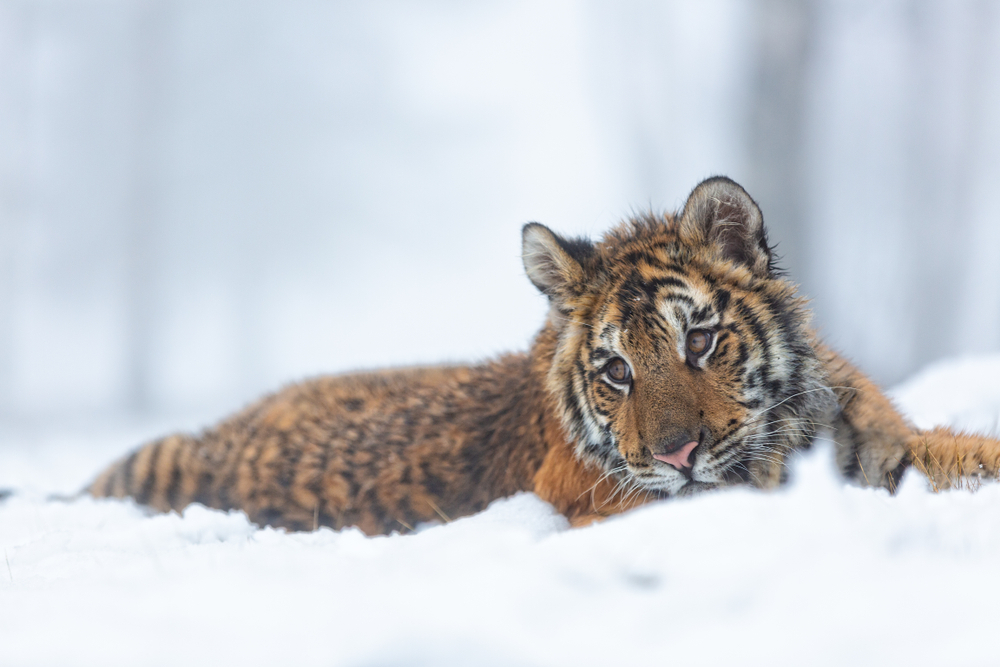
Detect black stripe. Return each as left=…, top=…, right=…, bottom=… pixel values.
left=661, top=263, right=690, bottom=274
left=713, top=289, right=731, bottom=313
left=647, top=276, right=688, bottom=291
left=734, top=296, right=774, bottom=386
left=574, top=358, right=599, bottom=426
left=616, top=300, right=636, bottom=327
left=690, top=304, right=713, bottom=324
left=589, top=348, right=611, bottom=364
left=662, top=293, right=695, bottom=307
left=135, top=441, right=163, bottom=505
left=245, top=432, right=269, bottom=502
left=735, top=339, right=749, bottom=368
left=121, top=450, right=139, bottom=496
left=838, top=414, right=863, bottom=480
left=620, top=249, right=673, bottom=269
left=761, top=291, right=796, bottom=343
left=674, top=306, right=689, bottom=332
left=644, top=311, right=673, bottom=340
left=194, top=470, right=214, bottom=507
left=164, top=440, right=185, bottom=509
left=562, top=376, right=589, bottom=443
left=309, top=433, right=331, bottom=506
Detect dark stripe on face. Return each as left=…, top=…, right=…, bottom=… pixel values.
left=589, top=348, right=611, bottom=364
left=757, top=291, right=812, bottom=402
left=620, top=246, right=673, bottom=269
left=690, top=304, right=713, bottom=324
left=572, top=349, right=621, bottom=463
left=662, top=293, right=695, bottom=308
left=713, top=289, right=731, bottom=314
left=590, top=384, right=615, bottom=416
left=644, top=311, right=673, bottom=340
left=647, top=276, right=688, bottom=291
left=619, top=250, right=651, bottom=268
left=735, top=339, right=749, bottom=368
left=576, top=357, right=605, bottom=420
left=733, top=296, right=774, bottom=385
left=562, top=373, right=590, bottom=444
left=638, top=312, right=674, bottom=357
left=614, top=295, right=636, bottom=327
left=760, top=292, right=795, bottom=343
left=754, top=288, right=817, bottom=396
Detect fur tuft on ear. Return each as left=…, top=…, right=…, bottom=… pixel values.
left=678, top=176, right=774, bottom=277
left=521, top=223, right=593, bottom=300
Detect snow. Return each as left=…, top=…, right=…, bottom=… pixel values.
left=3, top=355, right=1000, bottom=666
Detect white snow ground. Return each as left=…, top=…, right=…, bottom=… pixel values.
left=3, top=356, right=1000, bottom=667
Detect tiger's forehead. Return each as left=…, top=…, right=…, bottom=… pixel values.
left=593, top=265, right=723, bottom=340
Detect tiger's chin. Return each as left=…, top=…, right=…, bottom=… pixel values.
left=625, top=469, right=713, bottom=497
left=675, top=480, right=723, bottom=497
left=627, top=476, right=721, bottom=499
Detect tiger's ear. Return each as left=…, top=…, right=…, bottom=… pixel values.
left=678, top=176, right=773, bottom=277
left=522, top=223, right=593, bottom=300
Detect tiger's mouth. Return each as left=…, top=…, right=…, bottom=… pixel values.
left=612, top=424, right=774, bottom=496
left=626, top=432, right=759, bottom=495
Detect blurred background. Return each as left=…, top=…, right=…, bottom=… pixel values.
left=1, top=0, right=999, bottom=428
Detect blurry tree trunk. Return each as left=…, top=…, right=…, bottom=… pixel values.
left=745, top=0, right=814, bottom=284
left=0, top=1, right=35, bottom=416
left=125, top=0, right=173, bottom=412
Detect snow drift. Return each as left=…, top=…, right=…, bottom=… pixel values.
left=2, top=354, right=1000, bottom=667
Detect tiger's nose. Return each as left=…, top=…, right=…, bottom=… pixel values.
left=652, top=434, right=699, bottom=470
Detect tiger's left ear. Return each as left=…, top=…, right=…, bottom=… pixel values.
left=678, top=176, right=774, bottom=277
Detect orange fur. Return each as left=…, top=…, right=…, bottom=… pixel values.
left=88, top=177, right=1000, bottom=534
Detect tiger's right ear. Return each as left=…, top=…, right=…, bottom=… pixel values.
left=521, top=223, right=593, bottom=300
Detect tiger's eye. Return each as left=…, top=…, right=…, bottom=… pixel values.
left=687, top=331, right=711, bottom=356
left=606, top=358, right=631, bottom=383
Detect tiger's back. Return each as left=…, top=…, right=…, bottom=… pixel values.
left=91, top=360, right=558, bottom=534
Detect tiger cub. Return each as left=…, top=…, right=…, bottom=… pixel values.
left=88, top=177, right=1000, bottom=534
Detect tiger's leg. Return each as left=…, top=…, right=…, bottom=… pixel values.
left=818, top=343, right=912, bottom=489
left=818, top=341, right=1000, bottom=491
left=909, top=428, right=1000, bottom=491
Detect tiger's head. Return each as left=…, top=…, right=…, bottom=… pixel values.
left=522, top=177, right=835, bottom=496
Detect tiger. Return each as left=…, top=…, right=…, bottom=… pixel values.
left=87, top=176, right=1000, bottom=535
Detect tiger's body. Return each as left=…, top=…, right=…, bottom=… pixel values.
left=88, top=177, right=1000, bottom=534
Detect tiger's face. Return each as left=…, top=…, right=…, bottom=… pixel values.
left=523, top=177, right=833, bottom=496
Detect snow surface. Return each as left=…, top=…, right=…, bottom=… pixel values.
left=3, top=355, right=1000, bottom=667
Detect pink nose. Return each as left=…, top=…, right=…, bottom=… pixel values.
left=653, top=440, right=698, bottom=470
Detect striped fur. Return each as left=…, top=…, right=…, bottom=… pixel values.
left=88, top=177, right=1000, bottom=533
